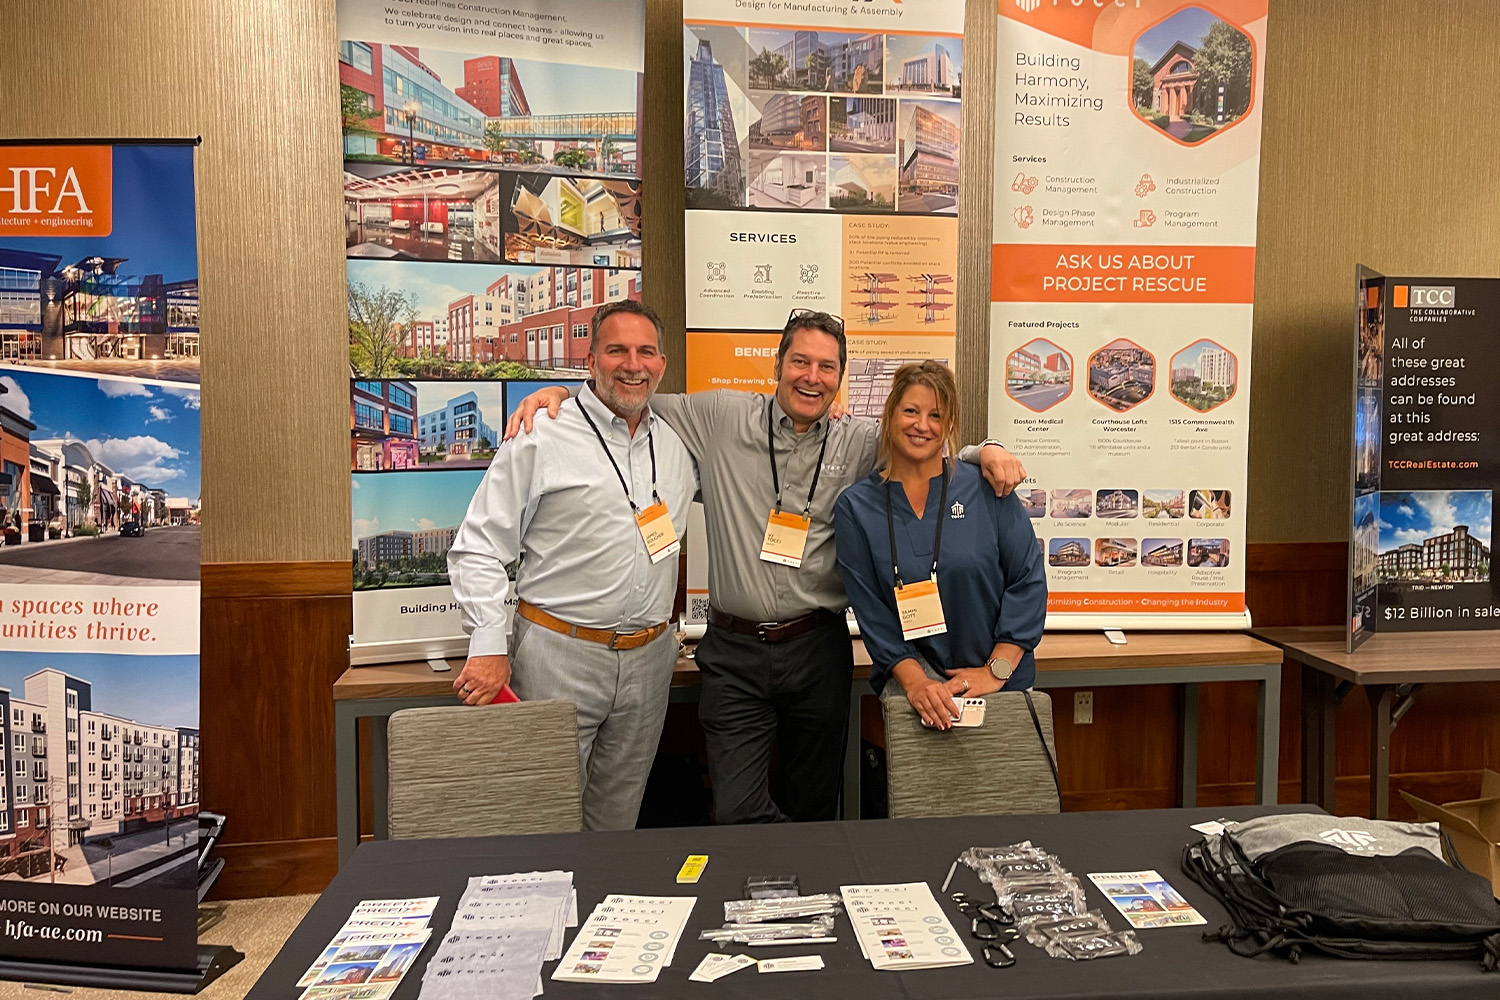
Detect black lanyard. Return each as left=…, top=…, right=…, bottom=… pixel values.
left=576, top=397, right=659, bottom=513
left=767, top=398, right=830, bottom=516
left=885, top=460, right=949, bottom=589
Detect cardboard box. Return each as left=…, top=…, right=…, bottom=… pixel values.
left=1401, top=770, right=1500, bottom=892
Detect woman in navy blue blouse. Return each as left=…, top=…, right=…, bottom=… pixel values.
left=833, top=362, right=1047, bottom=730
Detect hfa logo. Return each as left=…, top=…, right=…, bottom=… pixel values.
left=1393, top=284, right=1456, bottom=308
left=0, top=146, right=112, bottom=237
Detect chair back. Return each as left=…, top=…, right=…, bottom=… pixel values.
left=883, top=691, right=1060, bottom=819
left=387, top=701, right=582, bottom=839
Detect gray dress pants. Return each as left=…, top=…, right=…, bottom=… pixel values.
left=508, top=616, right=676, bottom=832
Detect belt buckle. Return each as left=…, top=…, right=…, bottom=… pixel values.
left=755, top=621, right=781, bottom=641
left=609, top=627, right=648, bottom=649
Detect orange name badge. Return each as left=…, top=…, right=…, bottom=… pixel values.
left=635, top=500, right=680, bottom=564
left=760, top=509, right=811, bottom=567
left=894, top=578, right=947, bottom=640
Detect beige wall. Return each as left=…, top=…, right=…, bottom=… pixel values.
left=2, top=0, right=1496, bottom=563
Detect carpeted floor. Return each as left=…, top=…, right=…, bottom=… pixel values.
left=0, top=895, right=317, bottom=999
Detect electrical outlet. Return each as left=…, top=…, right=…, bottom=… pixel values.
left=1074, top=691, right=1094, bottom=725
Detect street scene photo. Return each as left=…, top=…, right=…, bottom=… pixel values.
left=0, top=651, right=199, bottom=889
left=1006, top=338, right=1072, bottom=412
left=0, top=369, right=200, bottom=587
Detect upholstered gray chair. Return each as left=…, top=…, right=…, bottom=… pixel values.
left=387, top=701, right=582, bottom=839
left=882, top=691, right=1060, bottom=819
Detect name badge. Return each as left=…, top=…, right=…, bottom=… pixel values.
left=635, top=500, right=680, bottom=564
left=760, top=509, right=811, bottom=567
left=894, top=578, right=947, bottom=640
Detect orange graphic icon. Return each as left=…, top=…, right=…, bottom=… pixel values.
left=1133, top=209, right=1156, bottom=228
left=1012, top=172, right=1039, bottom=195
left=1134, top=174, right=1156, bottom=198
left=1013, top=206, right=1034, bottom=229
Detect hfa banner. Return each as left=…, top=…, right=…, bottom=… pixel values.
left=1350, top=268, right=1499, bottom=650
left=683, top=0, right=965, bottom=395
left=338, top=0, right=644, bottom=664
left=0, top=141, right=202, bottom=970
left=989, top=1, right=1266, bottom=629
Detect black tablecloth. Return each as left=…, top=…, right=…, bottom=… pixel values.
left=247, top=805, right=1495, bottom=999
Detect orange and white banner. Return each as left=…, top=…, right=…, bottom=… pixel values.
left=989, top=0, right=1267, bottom=627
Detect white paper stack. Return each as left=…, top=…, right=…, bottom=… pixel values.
left=840, top=883, right=973, bottom=971
left=551, top=894, right=697, bottom=984
left=419, top=872, right=578, bottom=1000
left=295, top=897, right=438, bottom=1000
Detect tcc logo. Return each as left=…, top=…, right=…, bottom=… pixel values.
left=1016, top=0, right=1042, bottom=10
left=1394, top=285, right=1456, bottom=308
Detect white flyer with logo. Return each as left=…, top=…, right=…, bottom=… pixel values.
left=1087, top=869, right=1206, bottom=929
left=840, top=883, right=972, bottom=970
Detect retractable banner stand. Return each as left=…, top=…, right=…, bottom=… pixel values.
left=0, top=141, right=221, bottom=987
left=989, top=1, right=1267, bottom=630
left=1350, top=268, right=1500, bottom=651
left=682, top=0, right=966, bottom=624
left=337, top=0, right=644, bottom=664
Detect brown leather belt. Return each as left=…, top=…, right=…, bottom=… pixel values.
left=517, top=600, right=670, bottom=651
left=707, top=606, right=827, bottom=643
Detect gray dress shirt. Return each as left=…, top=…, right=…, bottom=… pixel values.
left=651, top=391, right=879, bottom=622
left=448, top=383, right=696, bottom=656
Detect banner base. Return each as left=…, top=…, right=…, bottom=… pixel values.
left=0, top=944, right=243, bottom=994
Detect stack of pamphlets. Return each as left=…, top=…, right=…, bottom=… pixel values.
left=420, top=871, right=578, bottom=1000
left=1086, top=870, right=1207, bottom=929
left=840, top=883, right=973, bottom=970
left=551, top=894, right=697, bottom=984
left=296, top=897, right=438, bottom=999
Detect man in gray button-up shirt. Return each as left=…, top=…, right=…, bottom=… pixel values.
left=511, top=311, right=1023, bottom=824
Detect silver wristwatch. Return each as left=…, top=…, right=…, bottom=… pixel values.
left=986, top=657, right=1012, bottom=681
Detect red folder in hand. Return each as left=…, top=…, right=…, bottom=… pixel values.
left=490, top=684, right=520, bottom=704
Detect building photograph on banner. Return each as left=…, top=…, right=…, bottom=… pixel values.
left=337, top=0, right=643, bottom=663
left=0, top=142, right=201, bottom=972
left=1348, top=268, right=1500, bottom=648
left=683, top=0, right=962, bottom=396
left=989, top=1, right=1267, bottom=628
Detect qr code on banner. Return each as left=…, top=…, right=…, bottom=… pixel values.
left=689, top=596, right=710, bottom=623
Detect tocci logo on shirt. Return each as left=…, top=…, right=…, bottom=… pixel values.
left=1319, top=829, right=1378, bottom=852
left=950, top=502, right=965, bottom=519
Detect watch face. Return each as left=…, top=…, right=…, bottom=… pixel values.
left=989, top=660, right=1011, bottom=680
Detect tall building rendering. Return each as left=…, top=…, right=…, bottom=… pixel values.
left=686, top=41, right=744, bottom=203
left=901, top=105, right=960, bottom=195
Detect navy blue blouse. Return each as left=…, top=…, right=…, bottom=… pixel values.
left=833, top=462, right=1047, bottom=694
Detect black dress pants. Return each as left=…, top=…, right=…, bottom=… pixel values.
left=696, top=612, right=856, bottom=824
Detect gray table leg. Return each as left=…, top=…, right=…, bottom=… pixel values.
left=335, top=702, right=359, bottom=866
left=1176, top=683, right=1199, bottom=807
left=1368, top=684, right=1393, bottom=820
left=372, top=717, right=390, bottom=841
left=843, top=683, right=862, bottom=820
left=1256, top=667, right=1282, bottom=805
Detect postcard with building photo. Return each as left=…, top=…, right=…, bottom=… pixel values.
left=339, top=42, right=641, bottom=177
left=1352, top=491, right=1379, bottom=596
left=884, top=35, right=962, bottom=98
left=1187, top=538, right=1231, bottom=568
left=1005, top=339, right=1072, bottom=413
left=1355, top=386, right=1380, bottom=495
left=748, top=92, right=827, bottom=153
left=1096, top=489, right=1140, bottom=519
left=0, top=145, right=200, bottom=385
left=347, top=259, right=639, bottom=380
left=745, top=27, right=885, bottom=95
left=1019, top=488, right=1047, bottom=519
left=1095, top=537, right=1138, bottom=568
left=1142, top=537, right=1184, bottom=567
left=352, top=468, right=484, bottom=591
left=1169, top=339, right=1237, bottom=412
left=0, top=650, right=200, bottom=889
left=0, top=368, right=200, bottom=587
left=1088, top=339, right=1155, bottom=412
left=1377, top=490, right=1492, bottom=586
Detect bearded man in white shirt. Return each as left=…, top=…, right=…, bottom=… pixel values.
left=447, top=300, right=696, bottom=831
